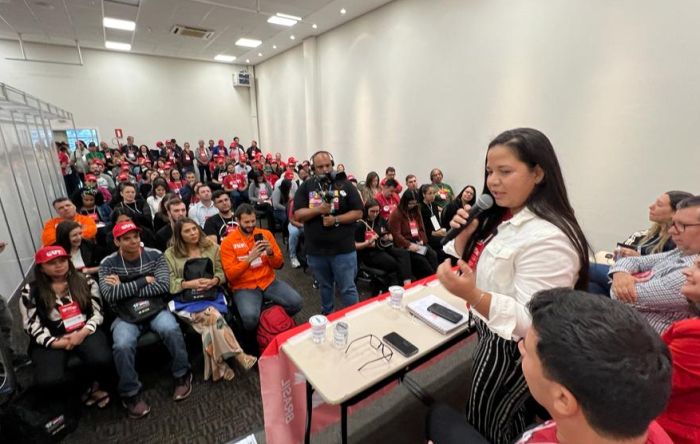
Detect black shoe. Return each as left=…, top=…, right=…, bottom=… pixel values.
left=312, top=280, right=319, bottom=289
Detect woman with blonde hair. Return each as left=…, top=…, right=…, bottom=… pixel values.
left=164, top=217, right=256, bottom=381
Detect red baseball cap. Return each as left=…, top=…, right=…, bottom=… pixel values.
left=35, top=246, right=69, bottom=264
left=85, top=173, right=97, bottom=181
left=218, top=139, right=225, bottom=145
left=265, top=153, right=273, bottom=159
left=240, top=154, right=247, bottom=161
left=113, top=221, right=141, bottom=239
left=156, top=141, right=163, bottom=147
left=92, top=159, right=104, bottom=165
left=118, top=173, right=129, bottom=181
left=348, top=174, right=357, bottom=182
left=288, top=156, right=297, bottom=165
left=284, top=170, right=294, bottom=180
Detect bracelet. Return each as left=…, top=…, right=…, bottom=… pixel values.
left=472, top=292, right=487, bottom=311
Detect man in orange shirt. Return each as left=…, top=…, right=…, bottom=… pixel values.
left=41, top=197, right=98, bottom=246
left=220, top=204, right=302, bottom=331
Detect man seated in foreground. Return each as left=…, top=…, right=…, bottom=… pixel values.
left=220, top=204, right=303, bottom=331
left=426, top=288, right=672, bottom=444
left=610, top=195, right=700, bottom=333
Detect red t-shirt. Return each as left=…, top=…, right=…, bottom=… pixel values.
left=374, top=192, right=400, bottom=220
left=168, top=179, right=187, bottom=194
left=58, top=151, right=70, bottom=175
left=515, top=420, right=673, bottom=444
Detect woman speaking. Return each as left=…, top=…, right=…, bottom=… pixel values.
left=437, top=128, right=590, bottom=443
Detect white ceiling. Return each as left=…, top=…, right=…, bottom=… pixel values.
left=0, top=0, right=394, bottom=65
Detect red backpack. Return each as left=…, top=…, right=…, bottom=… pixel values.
left=257, top=306, right=296, bottom=352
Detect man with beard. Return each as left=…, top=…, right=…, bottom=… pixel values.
left=204, top=190, right=237, bottom=244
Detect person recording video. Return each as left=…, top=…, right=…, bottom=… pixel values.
left=293, top=151, right=363, bottom=315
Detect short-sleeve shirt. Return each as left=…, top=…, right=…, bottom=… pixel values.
left=203, top=213, right=237, bottom=244
left=294, top=178, right=363, bottom=256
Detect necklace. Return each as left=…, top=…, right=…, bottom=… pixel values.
left=120, top=250, right=143, bottom=275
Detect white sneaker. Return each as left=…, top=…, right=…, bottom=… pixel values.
left=290, top=257, right=301, bottom=268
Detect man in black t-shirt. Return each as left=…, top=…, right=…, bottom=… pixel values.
left=155, top=198, right=187, bottom=251
left=204, top=190, right=237, bottom=244
left=294, top=151, right=363, bottom=314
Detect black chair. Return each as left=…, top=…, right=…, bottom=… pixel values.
left=357, top=263, right=392, bottom=296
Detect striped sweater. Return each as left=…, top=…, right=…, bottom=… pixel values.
left=20, top=276, right=103, bottom=348
left=98, top=247, right=170, bottom=311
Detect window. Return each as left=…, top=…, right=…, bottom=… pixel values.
left=66, top=128, right=99, bottom=151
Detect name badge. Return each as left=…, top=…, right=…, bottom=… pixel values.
left=430, top=215, right=441, bottom=231
left=309, top=192, right=322, bottom=209
left=250, top=256, right=263, bottom=268
left=58, top=301, right=86, bottom=333
left=364, top=230, right=375, bottom=242
left=409, top=220, right=419, bottom=238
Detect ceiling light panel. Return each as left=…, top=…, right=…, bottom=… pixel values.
left=105, top=41, right=131, bottom=51
left=103, top=17, right=136, bottom=31
left=267, top=16, right=297, bottom=27
left=235, top=38, right=262, bottom=48
left=214, top=54, right=236, bottom=62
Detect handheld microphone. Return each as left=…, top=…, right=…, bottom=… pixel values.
left=441, top=194, right=494, bottom=245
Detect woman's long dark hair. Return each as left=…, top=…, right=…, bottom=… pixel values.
left=455, top=185, right=477, bottom=206
left=151, top=178, right=168, bottom=198
left=467, top=128, right=591, bottom=289
left=398, top=189, right=421, bottom=219
left=365, top=171, right=380, bottom=189
left=363, top=198, right=380, bottom=220
left=55, top=220, right=81, bottom=254
left=279, top=180, right=292, bottom=206
left=32, top=258, right=92, bottom=315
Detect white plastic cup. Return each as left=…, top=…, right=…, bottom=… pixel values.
left=309, top=315, right=328, bottom=344
left=388, top=286, right=405, bottom=309
left=333, top=322, right=349, bottom=348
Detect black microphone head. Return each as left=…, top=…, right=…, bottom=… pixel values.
left=475, top=194, right=494, bottom=210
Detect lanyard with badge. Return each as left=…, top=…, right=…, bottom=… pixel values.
left=56, top=290, right=87, bottom=333
left=427, top=204, right=441, bottom=231
left=219, top=214, right=237, bottom=237
left=409, top=218, right=420, bottom=239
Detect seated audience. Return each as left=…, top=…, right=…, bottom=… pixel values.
left=180, top=170, right=198, bottom=208
left=440, top=184, right=476, bottom=230
left=156, top=197, right=188, bottom=251
left=429, top=168, right=454, bottom=210
left=204, top=190, right=237, bottom=244
left=147, top=179, right=169, bottom=217
left=20, top=246, right=112, bottom=407
left=272, top=172, right=295, bottom=234
left=287, top=200, right=304, bottom=269
left=589, top=191, right=692, bottom=295
left=99, top=221, right=192, bottom=418
left=656, top=256, right=700, bottom=444
left=223, top=165, right=249, bottom=207
left=104, top=207, right=159, bottom=253
left=356, top=199, right=412, bottom=286
left=388, top=189, right=438, bottom=279
left=188, top=184, right=219, bottom=228
left=42, top=197, right=98, bottom=246
left=375, top=178, right=401, bottom=221
left=426, top=288, right=673, bottom=444
left=55, top=220, right=102, bottom=276
left=164, top=218, right=256, bottom=381
left=419, top=184, right=447, bottom=257
left=220, top=204, right=302, bottom=331
left=610, top=195, right=700, bottom=333
left=77, top=188, right=112, bottom=224
left=71, top=173, right=112, bottom=207
left=248, top=172, right=276, bottom=231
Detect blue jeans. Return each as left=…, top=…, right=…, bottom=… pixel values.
left=588, top=263, right=612, bottom=296
left=111, top=310, right=190, bottom=397
left=233, top=279, right=303, bottom=331
left=288, top=224, right=303, bottom=258
left=307, top=252, right=359, bottom=314
left=229, top=190, right=248, bottom=207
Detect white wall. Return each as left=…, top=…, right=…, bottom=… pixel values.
left=255, top=0, right=700, bottom=249
left=0, top=40, right=254, bottom=147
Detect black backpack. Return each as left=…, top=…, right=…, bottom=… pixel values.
left=177, top=257, right=218, bottom=302
left=0, top=386, right=81, bottom=443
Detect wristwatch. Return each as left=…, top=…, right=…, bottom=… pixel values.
left=334, top=217, right=340, bottom=227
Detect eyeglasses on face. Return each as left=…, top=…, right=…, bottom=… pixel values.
left=671, top=220, right=700, bottom=233
left=345, top=334, right=394, bottom=371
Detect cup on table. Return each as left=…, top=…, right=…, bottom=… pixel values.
left=333, top=322, right=349, bottom=348
left=309, top=315, right=328, bottom=344
left=388, top=286, right=405, bottom=309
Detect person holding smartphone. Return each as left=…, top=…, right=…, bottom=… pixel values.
left=437, top=128, right=590, bottom=443
left=220, top=204, right=302, bottom=332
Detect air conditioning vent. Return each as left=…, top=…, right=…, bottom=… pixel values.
left=170, top=25, right=215, bottom=40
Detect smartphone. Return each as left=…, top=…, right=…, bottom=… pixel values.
left=254, top=233, right=264, bottom=243
left=616, top=242, right=635, bottom=251
left=427, top=303, right=463, bottom=324
left=382, top=332, right=418, bottom=358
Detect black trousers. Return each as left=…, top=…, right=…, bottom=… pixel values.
left=410, top=246, right=438, bottom=280
left=426, top=403, right=490, bottom=444
left=361, top=247, right=412, bottom=283
left=198, top=164, right=212, bottom=182
left=30, top=329, right=114, bottom=391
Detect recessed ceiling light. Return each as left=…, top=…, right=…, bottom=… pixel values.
left=235, top=38, right=262, bottom=48
left=257, top=52, right=262, bottom=57
left=276, top=13, right=302, bottom=21
left=312, top=23, right=318, bottom=29
left=289, top=35, right=295, bottom=40
left=273, top=45, right=277, bottom=49
left=214, top=54, right=236, bottom=62
left=340, top=8, right=347, bottom=15
left=105, top=41, right=131, bottom=51
left=103, top=17, right=136, bottom=31
left=267, top=16, right=297, bottom=27
left=246, top=59, right=250, bottom=63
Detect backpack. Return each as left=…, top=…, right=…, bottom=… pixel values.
left=0, top=386, right=81, bottom=443
left=257, top=305, right=295, bottom=352
left=178, top=257, right=217, bottom=302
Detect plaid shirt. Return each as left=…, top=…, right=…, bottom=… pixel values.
left=609, top=249, right=698, bottom=333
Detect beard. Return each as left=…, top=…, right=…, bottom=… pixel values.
left=241, top=225, right=255, bottom=234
